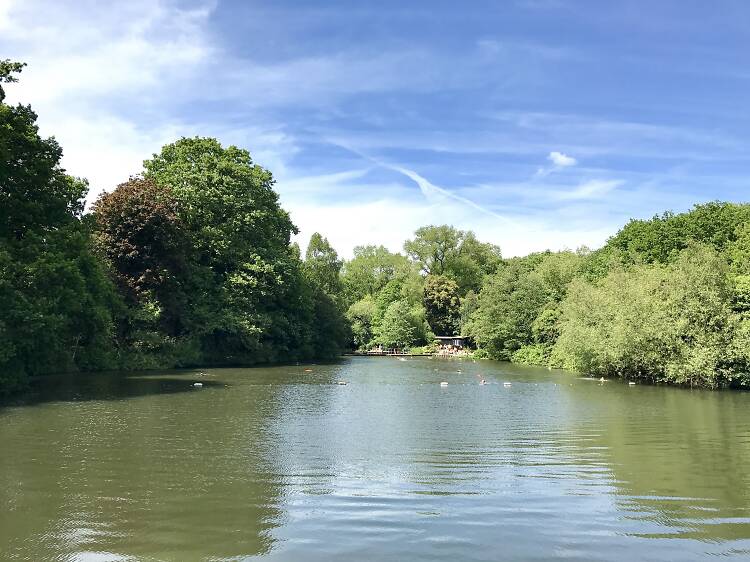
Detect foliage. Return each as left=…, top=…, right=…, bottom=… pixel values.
left=93, top=178, right=192, bottom=338
left=0, top=66, right=87, bottom=241
left=552, top=245, right=746, bottom=387
left=341, top=245, right=411, bottom=305
left=138, top=137, right=324, bottom=364
left=346, top=296, right=377, bottom=350
left=459, top=290, right=479, bottom=335
left=465, top=251, right=580, bottom=360
left=0, top=62, right=120, bottom=393
left=4, top=59, right=750, bottom=393
left=375, top=300, right=419, bottom=349
left=305, top=233, right=343, bottom=297
left=423, top=275, right=460, bottom=336
left=404, top=225, right=501, bottom=293
left=594, top=202, right=750, bottom=268
left=511, top=344, right=550, bottom=366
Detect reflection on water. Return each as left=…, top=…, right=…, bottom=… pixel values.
left=2, top=358, right=750, bottom=561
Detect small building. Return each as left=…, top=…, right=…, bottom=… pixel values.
left=434, top=335, right=467, bottom=348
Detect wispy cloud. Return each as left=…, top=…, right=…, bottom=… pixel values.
left=556, top=179, right=623, bottom=200
left=2, top=0, right=745, bottom=261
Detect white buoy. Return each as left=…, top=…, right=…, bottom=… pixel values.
left=440, top=381, right=449, bottom=387
left=193, top=382, right=203, bottom=388
left=503, top=382, right=512, bottom=387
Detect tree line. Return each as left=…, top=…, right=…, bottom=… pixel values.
left=0, top=61, right=349, bottom=394
left=2, top=60, right=749, bottom=394
left=467, top=202, right=750, bottom=389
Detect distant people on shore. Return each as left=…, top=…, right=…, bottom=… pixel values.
left=435, top=343, right=469, bottom=357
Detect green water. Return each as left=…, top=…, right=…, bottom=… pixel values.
left=2, top=357, right=750, bottom=561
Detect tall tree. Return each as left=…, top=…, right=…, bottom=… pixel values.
left=404, top=225, right=501, bottom=293
left=0, top=60, right=119, bottom=393
left=423, top=275, right=461, bottom=336
left=0, top=60, right=86, bottom=240
left=341, top=245, right=411, bottom=304
left=142, top=138, right=308, bottom=364
left=304, top=232, right=343, bottom=297
left=93, top=178, right=192, bottom=337
left=376, top=300, right=418, bottom=349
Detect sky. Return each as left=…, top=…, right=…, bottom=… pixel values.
left=1, top=0, right=748, bottom=257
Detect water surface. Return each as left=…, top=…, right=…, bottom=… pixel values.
left=2, top=357, right=750, bottom=561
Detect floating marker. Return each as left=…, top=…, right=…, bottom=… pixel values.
left=193, top=382, right=203, bottom=388
left=440, top=381, right=449, bottom=387
left=503, top=382, right=512, bottom=387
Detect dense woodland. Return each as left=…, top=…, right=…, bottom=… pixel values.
left=2, top=60, right=749, bottom=394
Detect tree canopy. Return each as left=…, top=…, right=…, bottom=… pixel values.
left=404, top=225, right=501, bottom=293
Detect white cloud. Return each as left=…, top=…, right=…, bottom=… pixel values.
left=548, top=151, right=577, bottom=167
left=0, top=0, right=218, bottom=202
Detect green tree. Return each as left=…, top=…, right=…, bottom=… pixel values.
left=404, top=225, right=501, bottom=294
left=341, top=245, right=411, bottom=304
left=375, top=300, right=418, bottom=349
left=140, top=138, right=304, bottom=364
left=0, top=60, right=86, bottom=240
left=144, top=137, right=296, bottom=274
left=552, top=244, right=740, bottom=387
left=598, top=202, right=750, bottom=267
left=304, top=232, right=343, bottom=297
left=423, top=275, right=460, bottom=336
left=466, top=251, right=580, bottom=360
left=0, top=61, right=119, bottom=393
left=346, top=296, right=377, bottom=349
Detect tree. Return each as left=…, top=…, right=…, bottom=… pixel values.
left=404, top=225, right=501, bottom=293
left=304, top=232, right=343, bottom=297
left=341, top=245, right=411, bottom=304
left=423, top=275, right=460, bottom=336
left=309, top=288, right=351, bottom=358
left=465, top=251, right=579, bottom=360
left=552, top=244, right=740, bottom=387
left=600, top=202, right=750, bottom=266
left=346, top=296, right=377, bottom=349
left=0, top=61, right=119, bottom=393
left=144, top=137, right=296, bottom=273
left=404, top=225, right=462, bottom=276
left=93, top=178, right=192, bottom=337
left=140, top=138, right=304, bottom=363
left=376, top=300, right=418, bottom=349
left=0, top=60, right=86, bottom=240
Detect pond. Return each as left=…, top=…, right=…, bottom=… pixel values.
left=2, top=356, right=750, bottom=561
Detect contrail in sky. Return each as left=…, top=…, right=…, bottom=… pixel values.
left=329, top=139, right=510, bottom=223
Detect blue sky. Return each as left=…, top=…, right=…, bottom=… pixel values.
left=1, top=0, right=748, bottom=256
